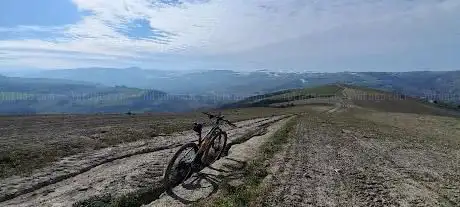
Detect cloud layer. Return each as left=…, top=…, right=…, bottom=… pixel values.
left=0, top=0, right=459, bottom=71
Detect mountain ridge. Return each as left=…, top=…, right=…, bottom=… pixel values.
left=8, top=68, right=458, bottom=99
left=1, top=69, right=459, bottom=114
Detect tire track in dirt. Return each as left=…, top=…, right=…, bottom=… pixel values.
left=146, top=117, right=294, bottom=207
left=261, top=111, right=456, bottom=206
left=263, top=101, right=351, bottom=206
left=0, top=116, right=287, bottom=207
left=0, top=117, right=275, bottom=203
left=345, top=131, right=458, bottom=206
left=263, top=119, right=347, bottom=206
left=261, top=115, right=399, bottom=207
left=259, top=123, right=299, bottom=205
left=0, top=143, right=182, bottom=202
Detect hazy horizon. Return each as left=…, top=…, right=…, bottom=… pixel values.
left=1, top=67, right=460, bottom=74
left=1, top=0, right=460, bottom=72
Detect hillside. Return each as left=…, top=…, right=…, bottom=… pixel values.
left=8, top=69, right=460, bottom=104
left=222, top=85, right=343, bottom=108
left=223, top=84, right=460, bottom=116
left=2, top=73, right=457, bottom=115
left=0, top=76, right=222, bottom=114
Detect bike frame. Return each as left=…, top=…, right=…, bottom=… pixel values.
left=197, top=118, right=223, bottom=155
left=163, top=112, right=235, bottom=186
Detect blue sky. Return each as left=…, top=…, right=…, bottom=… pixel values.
left=0, top=0, right=81, bottom=27
left=0, top=0, right=459, bottom=72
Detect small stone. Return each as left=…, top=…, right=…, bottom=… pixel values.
left=303, top=173, right=312, bottom=178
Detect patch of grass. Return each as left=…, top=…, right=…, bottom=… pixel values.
left=198, top=117, right=298, bottom=207
left=223, top=85, right=343, bottom=108
left=267, top=85, right=343, bottom=101
left=343, top=87, right=460, bottom=117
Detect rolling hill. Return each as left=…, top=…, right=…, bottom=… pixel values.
left=8, top=68, right=460, bottom=104
left=2, top=69, right=460, bottom=114
left=224, top=84, right=460, bottom=116
left=0, top=75, right=224, bottom=114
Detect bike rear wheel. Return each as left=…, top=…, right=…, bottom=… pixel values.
left=203, top=131, right=228, bottom=166
left=163, top=142, right=198, bottom=187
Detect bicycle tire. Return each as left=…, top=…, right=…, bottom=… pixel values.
left=163, top=142, right=198, bottom=188
left=202, top=130, right=228, bottom=166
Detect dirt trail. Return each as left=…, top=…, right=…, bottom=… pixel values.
left=0, top=116, right=287, bottom=207
left=320, top=89, right=353, bottom=114
left=260, top=114, right=459, bottom=206
left=146, top=117, right=293, bottom=207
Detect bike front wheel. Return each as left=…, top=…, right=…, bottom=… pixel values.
left=163, top=142, right=198, bottom=188
left=202, top=131, right=228, bottom=166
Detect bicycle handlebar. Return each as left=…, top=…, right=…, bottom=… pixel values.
left=201, top=112, right=237, bottom=128
left=224, top=119, right=237, bottom=128
left=202, top=112, right=216, bottom=118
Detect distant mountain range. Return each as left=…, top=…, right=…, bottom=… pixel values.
left=1, top=68, right=459, bottom=114
left=0, top=75, right=229, bottom=114
left=7, top=68, right=460, bottom=99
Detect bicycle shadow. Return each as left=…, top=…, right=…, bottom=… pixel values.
left=165, top=157, right=247, bottom=204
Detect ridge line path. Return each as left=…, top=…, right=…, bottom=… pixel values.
left=1, top=115, right=288, bottom=207
left=146, top=116, right=294, bottom=207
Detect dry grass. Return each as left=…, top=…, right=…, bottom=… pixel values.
left=343, top=88, right=460, bottom=117
left=357, top=111, right=460, bottom=149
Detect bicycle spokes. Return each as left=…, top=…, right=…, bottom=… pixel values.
left=168, top=148, right=195, bottom=184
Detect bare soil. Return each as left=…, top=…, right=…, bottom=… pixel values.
left=259, top=108, right=460, bottom=206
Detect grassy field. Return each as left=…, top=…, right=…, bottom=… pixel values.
left=223, top=85, right=343, bottom=108
left=343, top=87, right=460, bottom=117
left=266, top=85, right=343, bottom=100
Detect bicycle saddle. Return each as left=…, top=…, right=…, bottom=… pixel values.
left=193, top=122, right=203, bottom=133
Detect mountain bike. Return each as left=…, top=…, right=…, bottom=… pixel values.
left=163, top=112, right=237, bottom=187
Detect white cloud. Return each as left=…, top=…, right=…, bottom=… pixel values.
left=0, top=0, right=459, bottom=70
